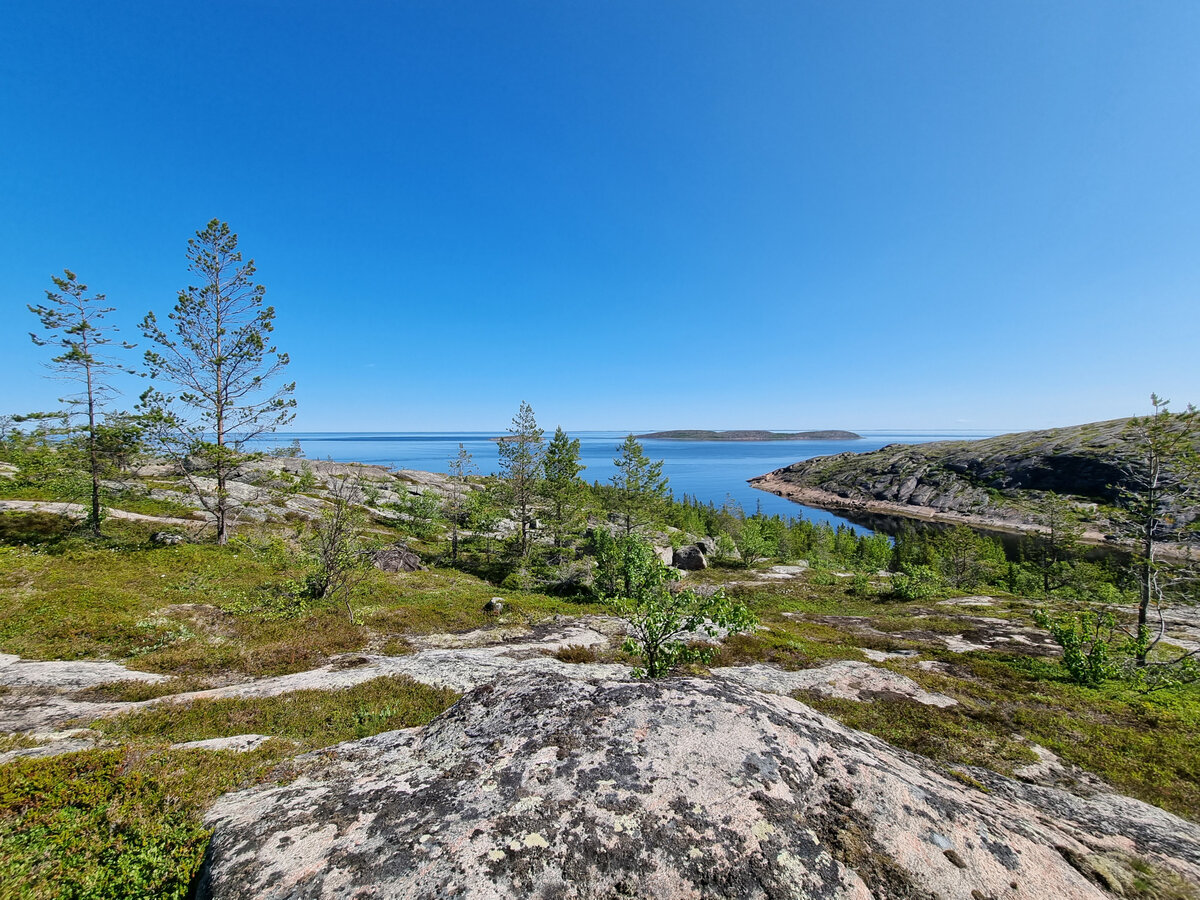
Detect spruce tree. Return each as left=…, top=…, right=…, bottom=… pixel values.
left=497, top=402, right=544, bottom=558
left=140, top=220, right=295, bottom=544
left=28, top=270, right=137, bottom=535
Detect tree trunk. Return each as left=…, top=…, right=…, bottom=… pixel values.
left=85, top=363, right=101, bottom=537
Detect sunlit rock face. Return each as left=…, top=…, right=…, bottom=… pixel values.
left=199, top=673, right=1200, bottom=900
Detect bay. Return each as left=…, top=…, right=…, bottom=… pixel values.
left=252, top=430, right=995, bottom=532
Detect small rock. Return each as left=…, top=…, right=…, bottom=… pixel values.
left=151, top=531, right=186, bottom=546
left=938, top=596, right=995, bottom=607
left=171, top=734, right=273, bottom=753
left=767, top=564, right=809, bottom=575
left=483, top=598, right=505, bottom=614
left=860, top=648, right=918, bottom=662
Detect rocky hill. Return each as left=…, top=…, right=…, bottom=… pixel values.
left=638, top=429, right=862, bottom=441
left=750, top=417, right=1199, bottom=541
left=199, top=672, right=1200, bottom=899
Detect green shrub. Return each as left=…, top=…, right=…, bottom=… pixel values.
left=600, top=535, right=756, bottom=677
left=0, top=748, right=273, bottom=899
left=1033, top=608, right=1121, bottom=687
left=891, top=564, right=941, bottom=601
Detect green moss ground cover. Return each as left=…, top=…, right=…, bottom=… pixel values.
left=96, top=675, right=459, bottom=749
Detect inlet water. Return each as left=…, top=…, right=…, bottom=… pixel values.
left=251, top=430, right=996, bottom=532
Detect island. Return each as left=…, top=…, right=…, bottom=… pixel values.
left=636, top=429, right=862, bottom=441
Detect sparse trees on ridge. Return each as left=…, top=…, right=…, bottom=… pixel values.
left=139, top=219, right=295, bottom=544
left=27, top=270, right=139, bottom=535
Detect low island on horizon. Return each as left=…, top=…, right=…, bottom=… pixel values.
left=635, top=429, right=862, bottom=441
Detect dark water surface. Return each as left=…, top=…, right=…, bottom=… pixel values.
left=252, top=430, right=995, bottom=532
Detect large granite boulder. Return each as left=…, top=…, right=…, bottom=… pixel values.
left=199, top=673, right=1200, bottom=899
left=672, top=544, right=708, bottom=570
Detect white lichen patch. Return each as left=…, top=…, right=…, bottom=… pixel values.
left=512, top=794, right=543, bottom=813
left=751, top=820, right=776, bottom=841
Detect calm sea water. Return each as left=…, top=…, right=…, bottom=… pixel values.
left=252, top=430, right=995, bottom=532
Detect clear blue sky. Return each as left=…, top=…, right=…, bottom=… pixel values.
left=3, top=2, right=1198, bottom=432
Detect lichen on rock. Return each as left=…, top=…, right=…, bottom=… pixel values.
left=198, top=673, right=1200, bottom=899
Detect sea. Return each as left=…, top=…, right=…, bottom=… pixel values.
left=250, top=430, right=998, bottom=533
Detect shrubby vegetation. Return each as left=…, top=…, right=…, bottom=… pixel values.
left=593, top=532, right=756, bottom=677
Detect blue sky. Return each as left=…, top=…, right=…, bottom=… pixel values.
left=2, top=2, right=1198, bottom=432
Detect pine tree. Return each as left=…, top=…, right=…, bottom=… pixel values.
left=140, top=220, right=295, bottom=544
left=542, top=426, right=585, bottom=549
left=497, top=402, right=544, bottom=557
left=1115, top=395, right=1200, bottom=667
left=446, top=443, right=477, bottom=564
left=28, top=270, right=138, bottom=535
left=610, top=434, right=668, bottom=537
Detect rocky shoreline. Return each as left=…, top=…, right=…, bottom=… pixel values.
left=637, top=429, right=862, bottom=441
left=748, top=476, right=1113, bottom=544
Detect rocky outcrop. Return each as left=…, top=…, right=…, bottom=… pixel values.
left=371, top=543, right=425, bottom=573
left=751, top=416, right=1200, bottom=541
left=200, top=673, right=1200, bottom=899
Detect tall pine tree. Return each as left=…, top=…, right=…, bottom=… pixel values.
left=543, top=426, right=585, bottom=548
left=610, top=434, right=668, bottom=537
left=497, top=402, right=544, bottom=558
left=140, top=220, right=295, bottom=544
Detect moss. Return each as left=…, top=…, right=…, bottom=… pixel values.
left=802, top=692, right=1038, bottom=773
left=947, top=769, right=991, bottom=792
left=882, top=652, right=1200, bottom=819
left=95, top=675, right=459, bottom=750
left=72, top=678, right=213, bottom=704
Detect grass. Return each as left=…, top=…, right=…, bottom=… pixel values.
left=72, top=678, right=213, bottom=704
left=0, top=733, right=45, bottom=754
left=95, top=675, right=460, bottom=749
left=805, top=650, right=1200, bottom=820
left=1, top=672, right=458, bottom=900
left=3, top=498, right=1199, bottom=866
left=802, top=693, right=1039, bottom=773
left=552, top=644, right=600, bottom=663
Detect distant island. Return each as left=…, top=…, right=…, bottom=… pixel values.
left=636, top=429, right=862, bottom=441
